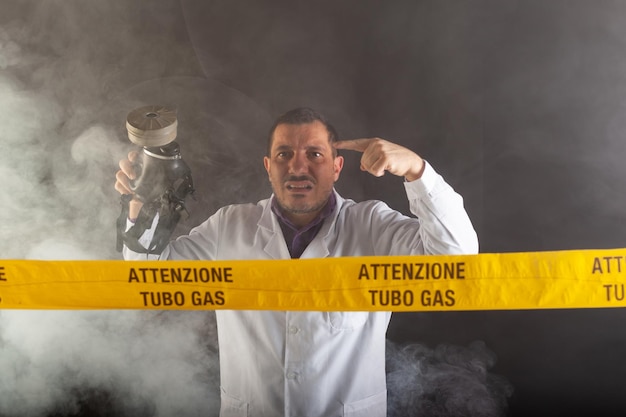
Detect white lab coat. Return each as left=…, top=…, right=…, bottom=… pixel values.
left=124, top=162, right=478, bottom=417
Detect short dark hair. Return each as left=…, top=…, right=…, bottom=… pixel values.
left=266, top=107, right=339, bottom=156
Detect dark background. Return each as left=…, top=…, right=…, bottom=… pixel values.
left=1, top=0, right=626, bottom=416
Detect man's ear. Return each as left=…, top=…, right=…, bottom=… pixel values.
left=333, top=155, right=344, bottom=181
left=263, top=156, right=271, bottom=175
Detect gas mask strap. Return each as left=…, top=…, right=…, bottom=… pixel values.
left=116, top=196, right=158, bottom=254
left=116, top=176, right=193, bottom=255
left=116, top=194, right=132, bottom=252
left=117, top=198, right=173, bottom=255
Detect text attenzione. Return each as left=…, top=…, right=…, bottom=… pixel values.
left=128, top=267, right=233, bottom=283
left=358, top=261, right=465, bottom=280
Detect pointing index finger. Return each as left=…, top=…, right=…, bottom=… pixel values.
left=333, top=138, right=373, bottom=153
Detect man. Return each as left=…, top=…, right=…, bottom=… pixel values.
left=115, top=107, right=478, bottom=416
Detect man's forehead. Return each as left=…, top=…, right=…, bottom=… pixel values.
left=271, top=122, right=331, bottom=147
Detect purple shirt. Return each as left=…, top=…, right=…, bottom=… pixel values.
left=271, top=192, right=337, bottom=258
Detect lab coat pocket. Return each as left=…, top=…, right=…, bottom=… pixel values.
left=220, top=388, right=248, bottom=417
left=326, top=312, right=369, bottom=330
left=343, top=389, right=387, bottom=417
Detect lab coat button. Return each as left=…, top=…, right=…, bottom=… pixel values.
left=288, top=326, right=299, bottom=334
left=286, top=371, right=297, bottom=379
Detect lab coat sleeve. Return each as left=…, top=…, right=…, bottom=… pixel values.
left=404, top=161, right=478, bottom=255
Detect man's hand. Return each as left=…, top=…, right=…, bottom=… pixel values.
left=114, top=151, right=144, bottom=219
left=333, top=138, right=425, bottom=181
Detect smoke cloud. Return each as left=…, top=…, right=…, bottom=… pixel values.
left=386, top=340, right=513, bottom=417
left=0, top=312, right=511, bottom=417
left=0, top=310, right=220, bottom=417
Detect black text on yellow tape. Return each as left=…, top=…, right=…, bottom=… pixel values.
left=1, top=248, right=626, bottom=311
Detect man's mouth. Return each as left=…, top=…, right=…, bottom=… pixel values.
left=284, top=176, right=315, bottom=192
left=286, top=183, right=313, bottom=191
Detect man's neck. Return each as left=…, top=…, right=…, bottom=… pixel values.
left=286, top=211, right=321, bottom=229
left=271, top=193, right=337, bottom=258
left=271, top=193, right=337, bottom=230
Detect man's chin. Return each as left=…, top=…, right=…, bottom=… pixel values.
left=282, top=200, right=320, bottom=215
left=275, top=193, right=327, bottom=214
left=284, top=205, right=315, bottom=215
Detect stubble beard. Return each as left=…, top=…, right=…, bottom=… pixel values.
left=275, top=178, right=333, bottom=216
left=279, top=196, right=329, bottom=215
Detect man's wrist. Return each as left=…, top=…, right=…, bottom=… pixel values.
left=128, top=199, right=144, bottom=220
left=404, top=159, right=426, bottom=182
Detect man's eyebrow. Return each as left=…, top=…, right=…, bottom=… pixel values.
left=273, top=144, right=326, bottom=151
left=273, top=144, right=293, bottom=152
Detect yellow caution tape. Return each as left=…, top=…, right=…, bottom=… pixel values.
left=1, top=248, right=626, bottom=311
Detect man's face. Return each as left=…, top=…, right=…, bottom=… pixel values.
left=264, top=121, right=344, bottom=227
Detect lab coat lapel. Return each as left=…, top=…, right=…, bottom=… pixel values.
left=263, top=231, right=289, bottom=259
left=300, top=190, right=344, bottom=259
left=258, top=196, right=290, bottom=259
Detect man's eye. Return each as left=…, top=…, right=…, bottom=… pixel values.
left=310, top=152, right=322, bottom=158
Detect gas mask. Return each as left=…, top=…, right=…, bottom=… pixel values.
left=116, top=105, right=195, bottom=254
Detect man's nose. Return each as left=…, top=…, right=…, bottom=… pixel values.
left=288, top=153, right=308, bottom=174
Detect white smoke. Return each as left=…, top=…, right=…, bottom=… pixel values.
left=1, top=3, right=249, bottom=415
left=386, top=340, right=513, bottom=416
left=0, top=310, right=221, bottom=417
left=0, top=12, right=128, bottom=260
